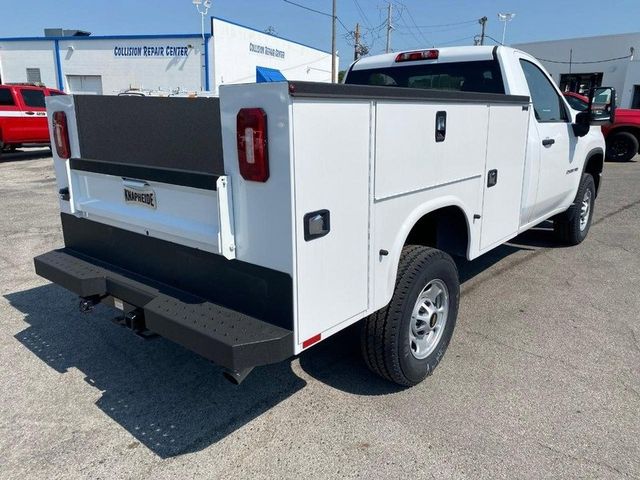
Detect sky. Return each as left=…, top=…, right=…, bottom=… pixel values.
left=2, top=0, right=640, bottom=69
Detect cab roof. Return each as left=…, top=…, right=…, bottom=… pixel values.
left=351, top=46, right=500, bottom=71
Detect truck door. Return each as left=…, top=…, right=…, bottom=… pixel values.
left=518, top=59, right=575, bottom=221
left=16, top=88, right=49, bottom=143
left=0, top=87, right=23, bottom=144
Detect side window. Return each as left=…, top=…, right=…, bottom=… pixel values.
left=0, top=88, right=15, bottom=107
left=19, top=89, right=46, bottom=108
left=565, top=95, right=588, bottom=112
left=520, top=60, right=568, bottom=123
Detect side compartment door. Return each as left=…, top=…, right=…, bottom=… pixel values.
left=293, top=100, right=371, bottom=344
left=479, top=104, right=530, bottom=251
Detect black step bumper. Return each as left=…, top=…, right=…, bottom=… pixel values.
left=34, top=249, right=294, bottom=371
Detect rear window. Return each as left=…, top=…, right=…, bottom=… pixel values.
left=20, top=89, right=46, bottom=108
left=0, top=88, right=15, bottom=106
left=345, top=60, right=505, bottom=94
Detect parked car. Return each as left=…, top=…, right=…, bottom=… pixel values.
left=564, top=91, right=640, bottom=161
left=36, top=46, right=613, bottom=387
left=0, top=83, right=66, bottom=157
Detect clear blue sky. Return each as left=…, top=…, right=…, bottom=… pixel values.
left=2, top=0, right=640, bottom=68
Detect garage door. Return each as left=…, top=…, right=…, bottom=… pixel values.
left=67, top=75, right=103, bottom=95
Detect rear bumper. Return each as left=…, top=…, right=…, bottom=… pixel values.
left=34, top=249, right=294, bottom=371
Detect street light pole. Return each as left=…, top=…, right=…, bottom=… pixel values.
left=331, top=0, right=337, bottom=83
left=192, top=0, right=212, bottom=90
left=497, top=13, right=515, bottom=45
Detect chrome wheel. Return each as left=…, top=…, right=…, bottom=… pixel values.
left=409, top=279, right=449, bottom=360
left=579, top=188, right=592, bottom=232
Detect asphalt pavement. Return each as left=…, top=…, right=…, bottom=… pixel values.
left=0, top=149, right=638, bottom=479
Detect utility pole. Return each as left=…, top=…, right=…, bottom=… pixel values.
left=354, top=23, right=360, bottom=61
left=331, top=0, right=337, bottom=83
left=479, top=16, right=487, bottom=46
left=385, top=2, right=393, bottom=53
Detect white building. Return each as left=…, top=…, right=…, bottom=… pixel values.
left=516, top=33, right=640, bottom=108
left=0, top=17, right=333, bottom=95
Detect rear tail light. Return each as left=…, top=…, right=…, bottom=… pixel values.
left=52, top=111, right=71, bottom=159
left=236, top=108, right=269, bottom=182
left=395, top=49, right=439, bottom=62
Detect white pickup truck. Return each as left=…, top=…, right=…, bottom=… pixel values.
left=35, top=46, right=614, bottom=386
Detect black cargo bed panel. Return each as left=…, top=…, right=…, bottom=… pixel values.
left=73, top=95, right=224, bottom=175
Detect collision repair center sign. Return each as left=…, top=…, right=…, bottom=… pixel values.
left=113, top=45, right=190, bottom=57
left=249, top=42, right=285, bottom=59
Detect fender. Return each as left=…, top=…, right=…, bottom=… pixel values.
left=581, top=146, right=605, bottom=196
left=381, top=196, right=473, bottom=307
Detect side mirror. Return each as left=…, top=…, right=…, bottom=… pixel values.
left=572, top=87, right=616, bottom=137
left=588, top=86, right=616, bottom=125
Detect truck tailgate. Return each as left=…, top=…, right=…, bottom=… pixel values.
left=66, top=95, right=234, bottom=257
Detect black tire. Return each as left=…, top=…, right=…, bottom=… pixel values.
left=554, top=173, right=596, bottom=245
left=360, top=245, right=460, bottom=387
left=606, top=131, right=638, bottom=162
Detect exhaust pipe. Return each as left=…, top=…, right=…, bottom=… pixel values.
left=222, top=367, right=254, bottom=385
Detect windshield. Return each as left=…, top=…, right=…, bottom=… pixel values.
left=345, top=60, right=505, bottom=94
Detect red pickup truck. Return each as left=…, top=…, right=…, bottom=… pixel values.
left=564, top=91, right=640, bottom=162
left=0, top=84, right=66, bottom=157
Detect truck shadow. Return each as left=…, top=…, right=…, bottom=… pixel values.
left=6, top=285, right=305, bottom=459
left=0, top=148, right=51, bottom=163
left=6, top=222, right=558, bottom=457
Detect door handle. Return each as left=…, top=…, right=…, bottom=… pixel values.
left=435, top=111, right=447, bottom=142
left=487, top=169, right=498, bottom=187
left=542, top=138, right=555, bottom=147
left=25, top=111, right=35, bottom=116
left=122, top=178, right=150, bottom=190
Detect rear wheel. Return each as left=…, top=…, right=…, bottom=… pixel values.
left=554, top=173, right=596, bottom=245
left=606, top=131, right=638, bottom=162
left=361, top=245, right=459, bottom=387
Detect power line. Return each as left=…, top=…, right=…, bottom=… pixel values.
left=352, top=0, right=373, bottom=29
left=536, top=52, right=634, bottom=64
left=282, top=0, right=351, bottom=33
left=438, top=35, right=476, bottom=46
left=395, top=7, right=424, bottom=47
left=396, top=1, right=430, bottom=46
left=406, top=19, right=478, bottom=29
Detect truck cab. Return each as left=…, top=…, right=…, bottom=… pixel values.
left=344, top=46, right=607, bottom=229
left=0, top=83, right=66, bottom=155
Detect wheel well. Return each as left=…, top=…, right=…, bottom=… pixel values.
left=405, top=206, right=469, bottom=258
left=584, top=152, right=604, bottom=196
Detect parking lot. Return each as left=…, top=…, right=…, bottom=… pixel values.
left=0, top=150, right=638, bottom=479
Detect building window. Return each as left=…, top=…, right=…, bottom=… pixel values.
left=559, top=73, right=603, bottom=95
left=26, top=68, right=42, bottom=84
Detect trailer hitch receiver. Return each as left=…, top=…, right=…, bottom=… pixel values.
left=79, top=296, right=101, bottom=314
